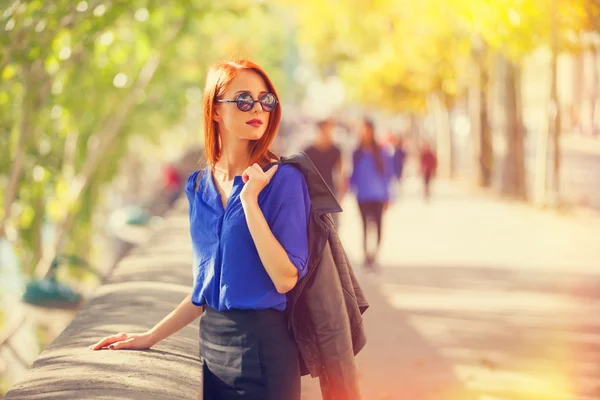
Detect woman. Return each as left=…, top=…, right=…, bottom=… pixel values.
left=349, top=118, right=393, bottom=270
left=90, top=59, right=310, bottom=400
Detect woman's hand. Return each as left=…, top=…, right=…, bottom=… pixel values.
left=240, top=163, right=278, bottom=204
left=89, top=332, right=155, bottom=351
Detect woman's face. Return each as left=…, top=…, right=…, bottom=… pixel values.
left=361, top=123, right=374, bottom=144
left=213, top=70, right=271, bottom=143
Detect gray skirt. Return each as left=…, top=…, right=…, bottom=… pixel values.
left=199, top=306, right=301, bottom=400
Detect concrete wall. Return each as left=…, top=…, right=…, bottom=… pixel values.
left=5, top=199, right=202, bottom=400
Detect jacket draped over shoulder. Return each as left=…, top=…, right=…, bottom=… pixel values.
left=275, top=152, right=369, bottom=400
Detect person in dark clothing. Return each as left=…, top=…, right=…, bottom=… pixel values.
left=349, top=119, right=393, bottom=270
left=304, top=118, right=346, bottom=225
left=420, top=141, right=437, bottom=200
left=392, top=136, right=407, bottom=181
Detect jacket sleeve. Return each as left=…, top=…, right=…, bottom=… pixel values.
left=310, top=240, right=363, bottom=400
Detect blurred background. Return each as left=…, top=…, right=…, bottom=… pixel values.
left=1, top=0, right=599, bottom=399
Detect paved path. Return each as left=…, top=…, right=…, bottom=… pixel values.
left=302, top=176, right=600, bottom=400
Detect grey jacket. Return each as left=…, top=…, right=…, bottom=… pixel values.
left=273, top=152, right=369, bottom=400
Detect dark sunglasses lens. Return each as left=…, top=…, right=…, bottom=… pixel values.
left=259, top=93, right=277, bottom=112
left=236, top=93, right=254, bottom=112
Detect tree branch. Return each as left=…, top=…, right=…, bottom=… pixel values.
left=33, top=18, right=186, bottom=279
left=0, top=64, right=33, bottom=239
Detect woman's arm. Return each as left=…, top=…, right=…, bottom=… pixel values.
left=242, top=200, right=299, bottom=294
left=90, top=293, right=204, bottom=350
left=239, top=163, right=309, bottom=294
left=146, top=293, right=205, bottom=345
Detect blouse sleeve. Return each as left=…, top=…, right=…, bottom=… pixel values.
left=268, top=168, right=311, bottom=280
left=185, top=170, right=201, bottom=204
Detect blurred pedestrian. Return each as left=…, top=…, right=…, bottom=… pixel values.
left=163, top=163, right=182, bottom=206
left=303, top=118, right=346, bottom=225
left=420, top=141, right=437, bottom=200
left=392, top=135, right=407, bottom=181
left=349, top=118, right=394, bottom=270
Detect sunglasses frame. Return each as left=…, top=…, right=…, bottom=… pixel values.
left=215, top=92, right=278, bottom=112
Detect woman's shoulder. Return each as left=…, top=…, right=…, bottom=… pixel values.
left=271, top=164, right=308, bottom=193
left=185, top=167, right=209, bottom=193
left=274, top=163, right=304, bottom=182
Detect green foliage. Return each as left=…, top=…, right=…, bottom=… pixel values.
left=1, top=1, right=296, bottom=278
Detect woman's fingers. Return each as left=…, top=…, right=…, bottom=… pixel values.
left=242, top=164, right=277, bottom=185
left=108, top=337, right=136, bottom=350
left=264, top=164, right=278, bottom=180
left=89, top=333, right=128, bottom=350
left=242, top=166, right=256, bottom=183
left=90, top=336, right=120, bottom=351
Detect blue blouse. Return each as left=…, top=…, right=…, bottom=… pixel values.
left=350, top=148, right=394, bottom=202
left=185, top=164, right=311, bottom=312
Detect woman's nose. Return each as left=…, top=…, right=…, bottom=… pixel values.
left=251, top=100, right=262, bottom=113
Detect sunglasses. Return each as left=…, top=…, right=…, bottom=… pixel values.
left=216, top=92, right=278, bottom=112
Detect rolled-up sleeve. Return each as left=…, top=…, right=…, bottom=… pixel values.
left=269, top=169, right=311, bottom=280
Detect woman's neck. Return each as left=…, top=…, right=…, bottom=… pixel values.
left=315, top=134, right=333, bottom=149
left=214, top=138, right=252, bottom=180
left=361, top=142, right=377, bottom=151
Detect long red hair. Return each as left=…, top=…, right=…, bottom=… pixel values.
left=202, top=59, right=281, bottom=167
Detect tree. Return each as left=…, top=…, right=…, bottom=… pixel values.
left=1, top=1, right=295, bottom=281
left=285, top=0, right=596, bottom=200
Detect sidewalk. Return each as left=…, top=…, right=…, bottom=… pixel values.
left=302, top=176, right=600, bottom=400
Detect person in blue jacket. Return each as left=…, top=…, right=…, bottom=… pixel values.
left=349, top=118, right=394, bottom=270
left=91, top=59, right=310, bottom=400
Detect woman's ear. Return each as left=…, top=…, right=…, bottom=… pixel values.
left=213, top=108, right=222, bottom=122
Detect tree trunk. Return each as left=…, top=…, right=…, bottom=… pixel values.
left=0, top=65, right=32, bottom=239
left=590, top=45, right=598, bottom=137
left=445, top=103, right=455, bottom=179
left=550, top=0, right=562, bottom=201
left=31, top=190, right=45, bottom=269
left=470, top=40, right=493, bottom=187
left=409, top=113, right=420, bottom=145
left=501, top=58, right=527, bottom=199
left=429, top=93, right=454, bottom=178
left=586, top=1, right=599, bottom=137
left=478, top=56, right=493, bottom=187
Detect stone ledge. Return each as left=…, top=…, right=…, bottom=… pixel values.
left=5, top=199, right=202, bottom=400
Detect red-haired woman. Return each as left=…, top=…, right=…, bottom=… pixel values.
left=91, top=60, right=310, bottom=400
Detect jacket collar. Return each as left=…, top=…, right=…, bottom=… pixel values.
left=273, top=152, right=343, bottom=215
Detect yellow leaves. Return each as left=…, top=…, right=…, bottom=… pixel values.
left=19, top=205, right=35, bottom=229
left=47, top=180, right=69, bottom=221
left=45, top=56, right=60, bottom=75
left=285, top=0, right=595, bottom=112
left=2, top=65, right=16, bottom=80
left=108, top=46, right=130, bottom=65
left=52, top=30, right=72, bottom=61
